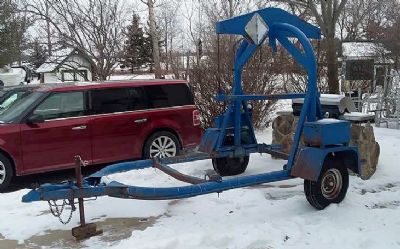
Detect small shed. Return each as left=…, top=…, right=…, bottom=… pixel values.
left=341, top=41, right=394, bottom=92
left=36, top=48, right=93, bottom=83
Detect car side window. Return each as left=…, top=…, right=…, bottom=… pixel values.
left=144, top=84, right=194, bottom=108
left=33, top=91, right=85, bottom=120
left=90, top=87, right=150, bottom=115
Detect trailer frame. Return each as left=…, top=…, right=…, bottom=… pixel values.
left=22, top=7, right=361, bottom=239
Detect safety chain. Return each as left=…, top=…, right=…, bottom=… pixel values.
left=48, top=199, right=76, bottom=225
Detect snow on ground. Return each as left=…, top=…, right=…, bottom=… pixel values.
left=0, top=128, right=399, bottom=249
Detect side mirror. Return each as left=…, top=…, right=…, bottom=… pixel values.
left=26, top=114, right=45, bottom=124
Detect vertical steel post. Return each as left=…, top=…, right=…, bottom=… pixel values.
left=71, top=156, right=102, bottom=240
left=232, top=41, right=258, bottom=147
left=74, top=156, right=86, bottom=227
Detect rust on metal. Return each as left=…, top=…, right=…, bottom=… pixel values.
left=72, top=223, right=102, bottom=241
left=72, top=156, right=103, bottom=240
left=290, top=149, right=324, bottom=181
left=153, top=158, right=208, bottom=184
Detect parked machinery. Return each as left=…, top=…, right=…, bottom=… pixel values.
left=22, top=7, right=362, bottom=239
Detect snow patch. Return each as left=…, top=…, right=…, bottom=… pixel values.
left=0, top=128, right=399, bottom=248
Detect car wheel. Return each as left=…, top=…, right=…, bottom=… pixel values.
left=143, top=131, right=181, bottom=159
left=304, top=157, right=349, bottom=210
left=0, top=154, right=13, bottom=191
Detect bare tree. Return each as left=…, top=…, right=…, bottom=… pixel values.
left=26, top=0, right=127, bottom=80
left=190, top=37, right=281, bottom=128
left=272, top=0, right=347, bottom=94
left=364, top=0, right=400, bottom=70
left=338, top=0, right=385, bottom=41
left=141, top=0, right=162, bottom=78
left=157, top=0, right=181, bottom=74
left=44, top=0, right=52, bottom=56
left=188, top=1, right=284, bottom=128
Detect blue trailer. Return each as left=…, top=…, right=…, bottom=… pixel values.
left=22, top=7, right=362, bottom=239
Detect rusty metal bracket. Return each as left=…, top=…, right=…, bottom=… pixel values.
left=153, top=157, right=208, bottom=184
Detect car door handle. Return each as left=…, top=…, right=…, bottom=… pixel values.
left=72, top=125, right=87, bottom=130
left=134, top=118, right=148, bottom=124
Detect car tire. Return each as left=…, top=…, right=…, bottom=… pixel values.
left=0, top=153, right=14, bottom=192
left=143, top=131, right=181, bottom=159
left=304, top=157, right=349, bottom=210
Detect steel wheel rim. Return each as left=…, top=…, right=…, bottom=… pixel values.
left=321, top=168, right=342, bottom=200
left=150, top=136, right=177, bottom=158
left=0, top=161, right=5, bottom=184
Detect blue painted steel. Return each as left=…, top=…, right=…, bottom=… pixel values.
left=303, top=120, right=351, bottom=147
left=23, top=169, right=292, bottom=202
left=269, top=23, right=323, bottom=171
left=205, top=19, right=323, bottom=171
left=233, top=41, right=258, bottom=146
left=213, top=114, right=252, bottom=130
left=198, top=128, right=221, bottom=154
left=291, top=146, right=359, bottom=181
left=88, top=153, right=210, bottom=179
left=216, top=7, right=320, bottom=39
left=21, top=7, right=358, bottom=205
left=203, top=8, right=323, bottom=161
left=215, top=93, right=306, bottom=102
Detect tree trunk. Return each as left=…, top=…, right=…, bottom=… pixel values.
left=185, top=51, right=190, bottom=80
left=228, top=0, right=234, bottom=17
left=45, top=1, right=52, bottom=56
left=326, top=34, right=339, bottom=94
left=164, top=16, right=169, bottom=72
left=147, top=0, right=162, bottom=79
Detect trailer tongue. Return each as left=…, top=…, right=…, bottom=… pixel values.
left=22, top=7, right=361, bottom=240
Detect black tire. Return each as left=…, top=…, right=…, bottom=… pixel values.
left=0, top=153, right=14, bottom=191
left=143, top=131, right=181, bottom=159
left=212, top=156, right=249, bottom=176
left=304, top=157, right=349, bottom=210
left=212, top=130, right=251, bottom=176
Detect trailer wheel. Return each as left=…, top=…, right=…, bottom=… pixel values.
left=211, top=129, right=252, bottom=176
left=304, top=157, right=349, bottom=210
left=212, top=156, right=249, bottom=176
left=0, top=153, right=14, bottom=192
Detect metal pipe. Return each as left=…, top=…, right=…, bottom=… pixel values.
left=29, top=169, right=292, bottom=201
left=74, top=156, right=86, bottom=227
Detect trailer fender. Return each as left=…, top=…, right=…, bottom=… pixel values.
left=291, top=146, right=360, bottom=181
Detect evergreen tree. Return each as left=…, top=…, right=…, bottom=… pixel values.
left=0, top=0, right=29, bottom=67
left=29, top=40, right=47, bottom=69
left=124, top=14, right=152, bottom=72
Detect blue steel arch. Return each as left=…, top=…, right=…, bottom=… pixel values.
left=211, top=7, right=323, bottom=171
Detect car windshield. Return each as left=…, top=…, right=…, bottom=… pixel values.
left=0, top=91, right=43, bottom=123
left=0, top=90, right=31, bottom=113
left=0, top=90, right=7, bottom=98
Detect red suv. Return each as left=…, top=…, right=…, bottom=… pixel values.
left=0, top=80, right=202, bottom=190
